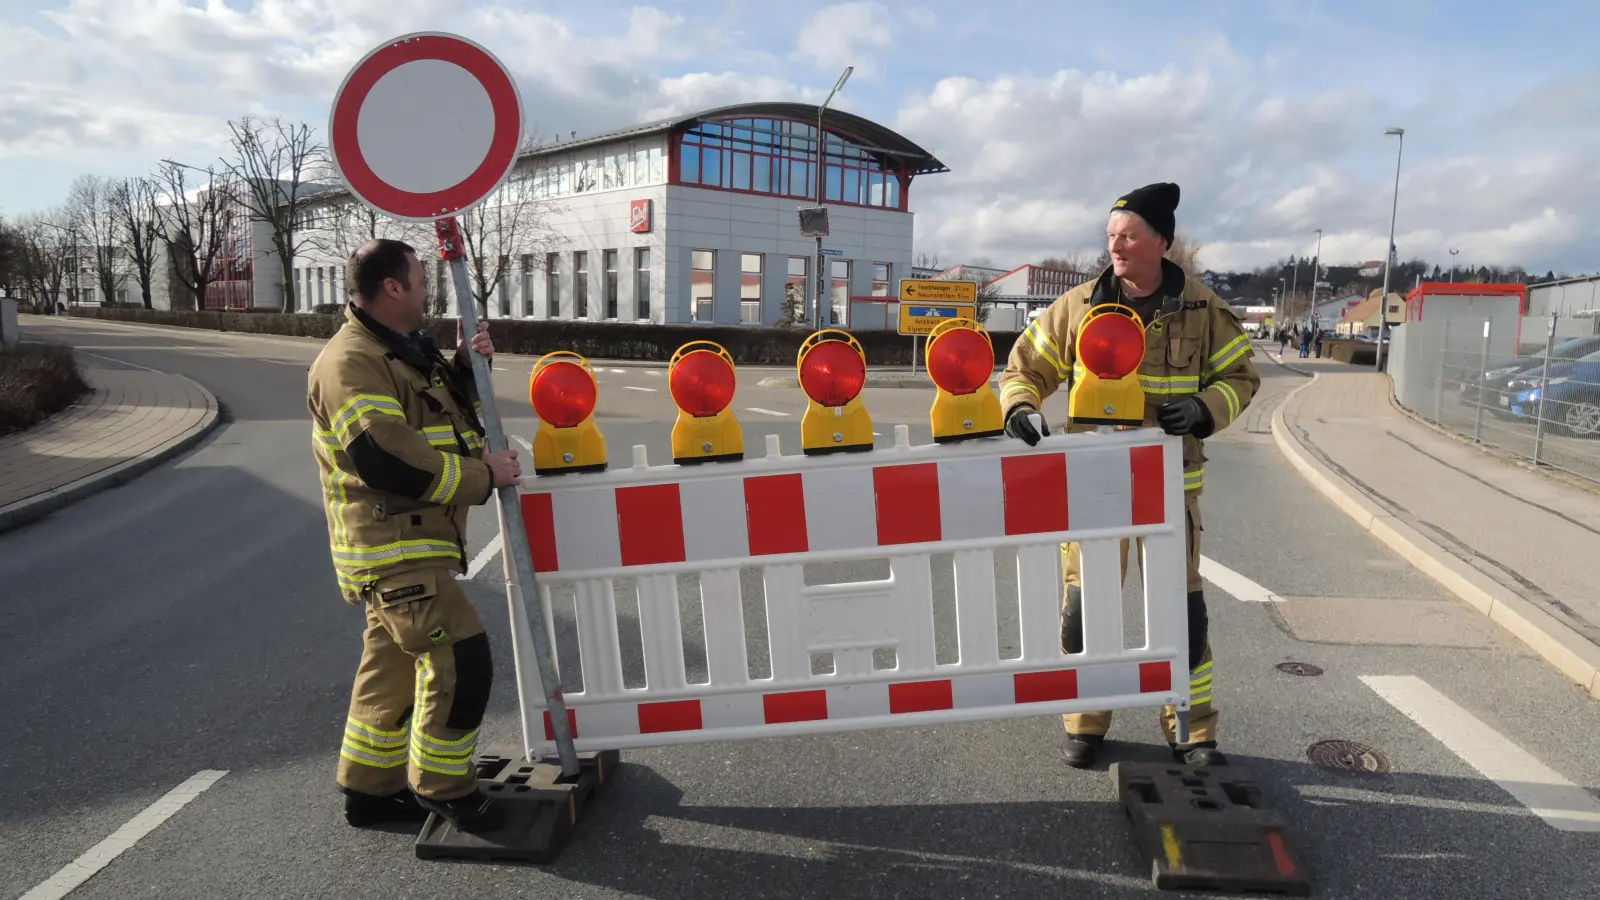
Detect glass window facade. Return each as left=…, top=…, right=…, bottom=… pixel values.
left=573, top=251, right=588, bottom=318
left=525, top=142, right=665, bottom=200
left=603, top=250, right=619, bottom=319
left=676, top=118, right=905, bottom=209
left=635, top=248, right=651, bottom=320
left=545, top=253, right=560, bottom=318
left=740, top=253, right=763, bottom=324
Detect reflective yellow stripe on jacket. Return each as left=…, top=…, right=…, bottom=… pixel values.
left=330, top=393, right=405, bottom=443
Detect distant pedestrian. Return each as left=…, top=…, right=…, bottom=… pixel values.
left=1314, top=328, right=1325, bottom=358
left=1278, top=329, right=1290, bottom=356
left=1298, top=328, right=1312, bottom=358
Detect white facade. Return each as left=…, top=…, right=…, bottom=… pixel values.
left=289, top=104, right=935, bottom=329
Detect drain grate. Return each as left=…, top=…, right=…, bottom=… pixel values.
left=1276, top=662, right=1324, bottom=677
left=1308, top=740, right=1390, bottom=774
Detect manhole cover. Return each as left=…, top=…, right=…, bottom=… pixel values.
left=1308, top=740, right=1390, bottom=774
left=1276, top=662, right=1324, bottom=676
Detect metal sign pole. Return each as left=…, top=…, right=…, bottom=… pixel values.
left=437, top=217, right=580, bottom=778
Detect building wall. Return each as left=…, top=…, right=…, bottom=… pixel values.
left=663, top=184, right=913, bottom=327
left=1529, top=276, right=1600, bottom=319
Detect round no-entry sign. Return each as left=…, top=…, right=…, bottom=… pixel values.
left=329, top=32, right=524, bottom=221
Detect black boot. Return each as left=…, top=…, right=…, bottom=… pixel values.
left=1062, top=733, right=1104, bottom=769
left=1172, top=741, right=1228, bottom=767
left=413, top=788, right=507, bottom=834
left=342, top=787, right=430, bottom=827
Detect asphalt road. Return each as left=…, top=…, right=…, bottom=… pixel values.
left=5, top=316, right=1600, bottom=900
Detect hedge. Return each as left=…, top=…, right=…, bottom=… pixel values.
left=67, top=306, right=1025, bottom=366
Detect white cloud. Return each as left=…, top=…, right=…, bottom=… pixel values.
left=793, top=2, right=895, bottom=76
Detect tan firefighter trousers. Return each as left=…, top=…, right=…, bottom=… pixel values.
left=337, top=568, right=494, bottom=800
left=1059, top=492, right=1215, bottom=745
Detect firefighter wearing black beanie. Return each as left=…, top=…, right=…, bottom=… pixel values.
left=1111, top=182, right=1180, bottom=247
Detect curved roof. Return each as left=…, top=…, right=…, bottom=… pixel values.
left=526, top=102, right=949, bottom=176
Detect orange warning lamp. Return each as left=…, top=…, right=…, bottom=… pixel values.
left=797, top=330, right=874, bottom=455
left=925, top=318, right=1003, bottom=443
left=1068, top=304, right=1148, bottom=427
left=528, top=351, right=608, bottom=475
left=669, top=340, right=744, bottom=465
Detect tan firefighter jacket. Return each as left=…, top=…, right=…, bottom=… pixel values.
left=998, top=260, right=1260, bottom=501
left=307, top=304, right=493, bottom=598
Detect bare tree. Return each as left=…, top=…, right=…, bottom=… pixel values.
left=1038, top=251, right=1094, bottom=274
left=0, top=217, right=21, bottom=298
left=15, top=210, right=72, bottom=311
left=66, top=175, right=128, bottom=306
left=110, top=176, right=163, bottom=308
left=975, top=279, right=1001, bottom=325
left=1091, top=248, right=1112, bottom=273
left=455, top=140, right=562, bottom=319
left=155, top=162, right=238, bottom=311
left=222, top=115, right=325, bottom=311
left=1165, top=232, right=1204, bottom=274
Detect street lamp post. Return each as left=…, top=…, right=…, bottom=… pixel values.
left=1309, top=227, right=1322, bottom=329
left=1376, top=126, right=1405, bottom=371
left=1289, top=257, right=1301, bottom=327
left=1449, top=248, right=1459, bottom=283
left=814, top=66, right=853, bottom=329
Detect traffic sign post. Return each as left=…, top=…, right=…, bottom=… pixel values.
left=329, top=33, right=582, bottom=788
left=898, top=280, right=978, bottom=372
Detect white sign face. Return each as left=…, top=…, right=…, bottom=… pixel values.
left=357, top=59, right=497, bottom=195
left=329, top=32, right=524, bottom=221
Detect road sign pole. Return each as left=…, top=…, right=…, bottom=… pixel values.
left=911, top=335, right=918, bottom=375
left=438, top=217, right=580, bottom=779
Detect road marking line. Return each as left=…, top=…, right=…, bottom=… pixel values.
left=645, top=370, right=662, bottom=377
left=624, top=386, right=656, bottom=392
left=604, top=367, right=627, bottom=374
left=464, top=534, right=503, bottom=580
left=1361, top=675, right=1600, bottom=832
left=745, top=407, right=791, bottom=417
left=512, top=435, right=534, bottom=454
left=19, top=769, right=228, bottom=900
left=73, top=350, right=165, bottom=374
left=1198, top=555, right=1282, bottom=602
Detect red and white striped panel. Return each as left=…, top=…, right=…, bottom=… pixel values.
left=535, top=659, right=1176, bottom=750
left=521, top=442, right=1170, bottom=577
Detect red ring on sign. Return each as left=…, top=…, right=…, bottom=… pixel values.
left=330, top=34, right=522, bottom=220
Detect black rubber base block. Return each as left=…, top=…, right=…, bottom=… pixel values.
left=414, top=749, right=620, bottom=864
left=1111, top=762, right=1311, bottom=895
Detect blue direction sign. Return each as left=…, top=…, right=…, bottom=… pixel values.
left=899, top=302, right=976, bottom=335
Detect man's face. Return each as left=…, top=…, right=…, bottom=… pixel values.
left=384, top=252, right=428, bottom=328
left=1107, top=212, right=1166, bottom=279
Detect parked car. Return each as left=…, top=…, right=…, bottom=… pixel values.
left=1459, top=334, right=1600, bottom=405
left=1505, top=351, right=1600, bottom=437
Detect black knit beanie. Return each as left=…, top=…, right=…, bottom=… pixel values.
left=1111, top=183, right=1180, bottom=246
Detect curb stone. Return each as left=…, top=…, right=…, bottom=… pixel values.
left=0, top=373, right=224, bottom=535
left=1268, top=372, right=1600, bottom=700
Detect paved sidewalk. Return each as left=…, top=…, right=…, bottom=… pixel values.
left=0, top=357, right=221, bottom=533
left=1266, top=348, right=1600, bottom=697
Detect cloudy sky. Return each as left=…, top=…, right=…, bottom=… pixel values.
left=1, top=0, right=1597, bottom=274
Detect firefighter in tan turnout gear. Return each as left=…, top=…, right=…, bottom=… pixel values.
left=998, top=183, right=1259, bottom=770
left=307, top=238, right=522, bottom=832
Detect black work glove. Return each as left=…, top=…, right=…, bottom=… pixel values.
left=1004, top=404, right=1049, bottom=446
left=1156, top=396, right=1214, bottom=438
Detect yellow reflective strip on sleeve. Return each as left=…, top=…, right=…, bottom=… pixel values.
left=1215, top=381, right=1241, bottom=422
left=1140, top=375, right=1201, bottom=394
left=1025, top=321, right=1071, bottom=380
left=1205, top=334, right=1252, bottom=376
left=429, top=453, right=461, bottom=504
left=331, top=394, right=406, bottom=443
left=1184, top=468, right=1204, bottom=492
left=1000, top=381, right=1041, bottom=407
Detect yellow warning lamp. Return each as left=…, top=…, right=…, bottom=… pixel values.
left=668, top=340, right=744, bottom=465
left=797, top=330, right=874, bottom=455
left=925, top=318, right=1004, bottom=443
left=528, top=351, right=608, bottom=475
left=1068, top=304, right=1149, bottom=427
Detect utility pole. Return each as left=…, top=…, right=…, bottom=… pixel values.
left=1309, top=228, right=1322, bottom=329
left=1449, top=248, right=1459, bottom=283
left=1376, top=126, right=1405, bottom=371
left=814, top=66, right=852, bottom=329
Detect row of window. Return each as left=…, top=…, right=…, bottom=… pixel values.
left=529, top=249, right=651, bottom=320
left=688, top=250, right=893, bottom=325
left=516, top=144, right=666, bottom=201
left=678, top=118, right=905, bottom=209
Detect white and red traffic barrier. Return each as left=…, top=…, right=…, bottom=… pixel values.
left=507, top=426, right=1191, bottom=755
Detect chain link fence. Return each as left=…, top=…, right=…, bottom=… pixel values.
left=1388, top=313, right=1600, bottom=484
